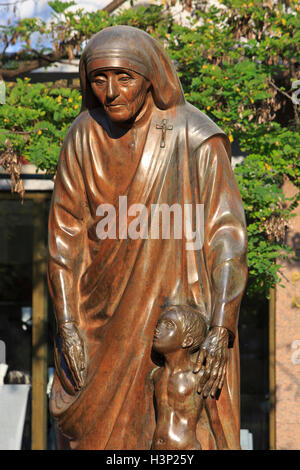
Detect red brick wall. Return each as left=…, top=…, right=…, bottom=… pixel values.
left=275, top=179, right=300, bottom=449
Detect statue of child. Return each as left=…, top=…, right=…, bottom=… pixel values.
left=151, top=304, right=208, bottom=450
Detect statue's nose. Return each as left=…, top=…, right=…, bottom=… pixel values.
left=107, top=77, right=119, bottom=101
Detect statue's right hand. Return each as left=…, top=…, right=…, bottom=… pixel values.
left=59, top=321, right=87, bottom=391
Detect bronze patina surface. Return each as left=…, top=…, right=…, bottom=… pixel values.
left=48, top=26, right=248, bottom=450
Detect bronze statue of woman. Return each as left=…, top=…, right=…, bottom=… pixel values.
left=48, top=25, right=247, bottom=450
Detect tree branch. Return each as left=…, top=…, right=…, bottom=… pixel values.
left=268, top=79, right=293, bottom=100
left=0, top=50, right=69, bottom=79
left=268, top=79, right=299, bottom=126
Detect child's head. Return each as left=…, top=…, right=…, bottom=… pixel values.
left=152, top=304, right=207, bottom=356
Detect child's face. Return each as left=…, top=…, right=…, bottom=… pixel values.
left=153, top=308, right=185, bottom=355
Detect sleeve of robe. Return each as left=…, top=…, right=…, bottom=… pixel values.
left=48, top=125, right=88, bottom=326
left=198, top=134, right=248, bottom=346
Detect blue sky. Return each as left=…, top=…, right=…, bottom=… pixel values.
left=0, top=0, right=110, bottom=21
left=0, top=0, right=111, bottom=52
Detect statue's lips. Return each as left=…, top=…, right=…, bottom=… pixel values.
left=105, top=104, right=126, bottom=109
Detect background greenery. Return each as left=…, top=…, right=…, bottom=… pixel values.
left=0, top=0, right=299, bottom=299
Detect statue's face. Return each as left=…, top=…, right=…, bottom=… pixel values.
left=90, top=68, right=151, bottom=123
left=153, top=309, right=185, bottom=355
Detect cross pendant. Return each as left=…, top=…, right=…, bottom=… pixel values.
left=156, top=119, right=173, bottom=148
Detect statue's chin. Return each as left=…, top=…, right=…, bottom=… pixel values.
left=104, top=104, right=133, bottom=123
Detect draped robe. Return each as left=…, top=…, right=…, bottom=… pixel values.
left=48, top=99, right=247, bottom=450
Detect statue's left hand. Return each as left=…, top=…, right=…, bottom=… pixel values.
left=193, top=326, right=229, bottom=398
left=59, top=321, right=87, bottom=391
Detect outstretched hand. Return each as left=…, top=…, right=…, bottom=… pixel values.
left=59, top=321, right=87, bottom=391
left=193, top=326, right=229, bottom=398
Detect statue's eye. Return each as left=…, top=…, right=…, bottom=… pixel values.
left=94, top=77, right=106, bottom=85
left=118, top=75, right=132, bottom=83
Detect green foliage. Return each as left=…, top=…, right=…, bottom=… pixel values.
left=164, top=0, right=300, bottom=296
left=0, top=79, right=82, bottom=172
left=0, top=0, right=299, bottom=299
left=48, top=1, right=76, bottom=14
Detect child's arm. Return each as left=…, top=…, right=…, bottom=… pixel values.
left=150, top=366, right=161, bottom=385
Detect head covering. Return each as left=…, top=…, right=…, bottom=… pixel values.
left=79, top=25, right=185, bottom=112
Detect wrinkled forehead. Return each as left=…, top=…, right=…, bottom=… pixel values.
left=87, top=61, right=148, bottom=81
left=85, top=49, right=150, bottom=81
